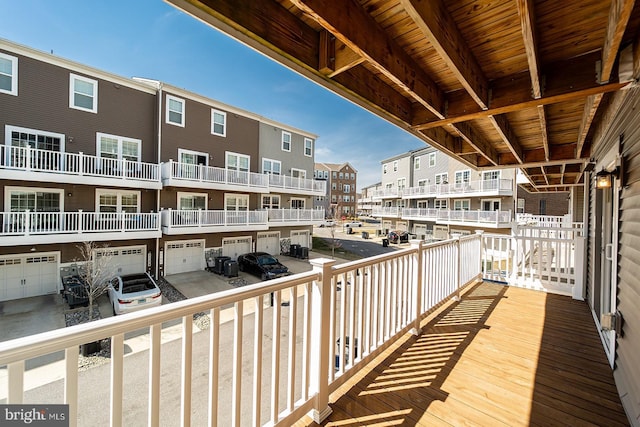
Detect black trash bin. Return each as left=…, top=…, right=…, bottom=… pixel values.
left=214, top=256, right=231, bottom=274
left=224, top=259, right=239, bottom=277
left=382, top=238, right=389, bottom=247
left=298, top=246, right=309, bottom=259
left=290, top=244, right=301, bottom=257
left=346, top=226, right=353, bottom=234
left=361, top=231, right=369, bottom=239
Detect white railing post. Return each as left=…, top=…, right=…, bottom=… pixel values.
left=198, top=208, right=202, bottom=228
left=122, top=159, right=127, bottom=179
left=476, top=230, right=484, bottom=280
left=308, top=258, right=335, bottom=423
left=79, top=152, right=84, bottom=176
left=121, top=212, right=126, bottom=232
left=410, top=240, right=423, bottom=336
left=454, top=236, right=461, bottom=301
left=24, top=210, right=30, bottom=236
left=25, top=146, right=31, bottom=171
left=573, top=236, right=586, bottom=300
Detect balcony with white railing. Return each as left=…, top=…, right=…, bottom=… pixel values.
left=437, top=178, right=513, bottom=198
left=0, top=145, right=161, bottom=189
left=0, top=211, right=161, bottom=245
left=0, top=231, right=627, bottom=426
left=161, top=209, right=269, bottom=234
left=266, top=209, right=325, bottom=226
left=371, top=206, right=402, bottom=217
left=436, top=209, right=513, bottom=227
left=161, top=160, right=269, bottom=193
left=371, top=188, right=400, bottom=199
left=401, top=183, right=439, bottom=199
left=267, top=174, right=327, bottom=196
left=401, top=207, right=439, bottom=221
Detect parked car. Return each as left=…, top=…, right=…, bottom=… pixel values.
left=388, top=230, right=409, bottom=244
left=108, top=272, right=162, bottom=315
left=319, top=219, right=336, bottom=227
left=344, top=221, right=362, bottom=227
left=237, top=252, right=289, bottom=280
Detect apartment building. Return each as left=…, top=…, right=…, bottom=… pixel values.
left=0, top=39, right=325, bottom=301
left=314, top=162, right=357, bottom=218
left=372, top=147, right=516, bottom=239
left=357, top=182, right=382, bottom=216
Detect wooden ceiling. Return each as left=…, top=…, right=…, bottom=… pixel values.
left=167, top=0, right=640, bottom=191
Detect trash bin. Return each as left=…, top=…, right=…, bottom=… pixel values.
left=298, top=246, right=309, bottom=259
left=214, top=256, right=231, bottom=274
left=224, top=259, right=239, bottom=277
left=382, top=238, right=389, bottom=247
left=346, top=226, right=353, bottom=234
left=361, top=231, right=369, bottom=239
left=290, top=244, right=301, bottom=257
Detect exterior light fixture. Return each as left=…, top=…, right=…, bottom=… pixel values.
left=595, top=168, right=617, bottom=189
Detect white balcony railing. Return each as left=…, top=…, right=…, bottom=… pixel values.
left=0, top=235, right=482, bottom=426
left=371, top=188, right=399, bottom=199
left=437, top=209, right=512, bottom=226
left=402, top=184, right=439, bottom=198
left=161, top=209, right=268, bottom=232
left=401, top=207, right=439, bottom=220
left=161, top=161, right=326, bottom=195
left=371, top=206, right=402, bottom=217
left=266, top=208, right=324, bottom=223
left=0, top=211, right=160, bottom=236
left=438, top=178, right=513, bottom=197
left=0, top=145, right=160, bottom=187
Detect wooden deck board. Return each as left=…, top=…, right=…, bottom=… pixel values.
left=299, top=282, right=629, bottom=426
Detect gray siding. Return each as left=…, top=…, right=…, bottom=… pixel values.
left=259, top=123, right=314, bottom=177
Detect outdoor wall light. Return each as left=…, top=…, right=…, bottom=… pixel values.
left=595, top=168, right=617, bottom=189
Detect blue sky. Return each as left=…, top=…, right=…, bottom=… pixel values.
left=0, top=0, right=425, bottom=189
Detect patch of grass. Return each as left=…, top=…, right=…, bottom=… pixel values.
left=311, top=236, right=363, bottom=261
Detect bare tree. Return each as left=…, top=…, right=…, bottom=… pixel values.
left=76, top=241, right=115, bottom=321
left=328, top=202, right=342, bottom=259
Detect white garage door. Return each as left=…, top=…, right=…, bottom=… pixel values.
left=382, top=220, right=393, bottom=233
left=222, top=237, right=252, bottom=260
left=256, top=232, right=280, bottom=255
left=290, top=230, right=310, bottom=247
left=96, top=245, right=146, bottom=277
left=413, top=224, right=427, bottom=238
left=165, top=240, right=204, bottom=275
left=395, top=221, right=408, bottom=232
left=0, top=252, right=59, bottom=302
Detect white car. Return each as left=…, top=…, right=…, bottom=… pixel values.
left=108, top=272, right=162, bottom=315
left=319, top=219, right=336, bottom=227
left=343, top=221, right=363, bottom=227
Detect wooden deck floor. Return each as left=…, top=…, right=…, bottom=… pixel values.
left=298, top=282, right=629, bottom=426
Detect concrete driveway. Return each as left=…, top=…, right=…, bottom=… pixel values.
left=0, top=293, right=67, bottom=343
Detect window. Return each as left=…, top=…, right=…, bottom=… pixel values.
left=344, top=184, right=351, bottom=193
left=262, top=158, right=281, bottom=175
left=339, top=172, right=344, bottom=179
left=393, top=161, right=398, bottom=172
left=517, top=198, right=525, bottom=213
left=415, top=157, right=420, bottom=170
left=291, top=198, right=305, bottom=209
left=339, top=183, right=343, bottom=191
left=351, top=196, right=355, bottom=202
left=482, top=170, right=501, bottom=190
left=166, top=95, right=185, bottom=127
left=455, top=170, right=471, bottom=185
left=7, top=187, right=63, bottom=212
left=383, top=164, right=388, bottom=174
left=332, top=183, right=337, bottom=190
left=324, top=171, right=329, bottom=179
left=291, top=168, right=306, bottom=179
left=211, top=109, right=226, bottom=136
left=417, top=201, right=428, bottom=208
left=225, top=194, right=249, bottom=211
left=178, top=149, right=208, bottom=166
left=281, top=131, right=291, bottom=152
left=539, top=199, right=547, bottom=215
left=332, top=195, right=337, bottom=202
left=351, top=173, right=355, bottom=180
left=0, top=52, right=18, bottom=96
left=178, top=192, right=207, bottom=210
left=262, top=195, right=280, bottom=209
left=397, top=178, right=406, bottom=190
left=98, top=133, right=141, bottom=162
left=428, top=153, right=436, bottom=167
left=343, top=195, right=350, bottom=202
left=226, top=152, right=250, bottom=172
left=385, top=183, right=393, bottom=190
left=69, top=74, right=97, bottom=113
left=96, top=189, right=140, bottom=213
left=481, top=199, right=500, bottom=211
left=453, top=199, right=470, bottom=211
left=435, top=199, right=448, bottom=209
left=6, top=126, right=64, bottom=170
left=418, top=179, right=427, bottom=187
left=332, top=171, right=337, bottom=179
left=304, top=138, right=313, bottom=157
left=435, top=173, right=448, bottom=184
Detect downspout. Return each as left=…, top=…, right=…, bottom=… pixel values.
left=155, top=83, right=163, bottom=279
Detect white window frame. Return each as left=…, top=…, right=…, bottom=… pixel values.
left=290, top=198, right=306, bottom=209
left=6, top=125, right=65, bottom=152
left=435, top=173, right=448, bottom=184
left=417, top=200, right=428, bottom=208
left=281, top=131, right=291, bottom=152
left=226, top=151, right=250, bottom=172
left=383, top=164, right=388, bottom=174
left=261, top=194, right=281, bottom=209
left=332, top=171, right=337, bottom=179
left=178, top=148, right=208, bottom=166
left=262, top=158, right=281, bottom=175
left=0, top=52, right=18, bottom=96
left=344, top=184, right=351, bottom=193
left=291, top=167, right=306, bottom=179
left=324, top=171, right=329, bottom=179
left=453, top=199, right=471, bottom=211
left=393, top=161, right=398, bottom=172
left=435, top=199, right=448, bottom=209
left=350, top=173, right=355, bottom=180
left=481, top=198, right=501, bottom=211
left=418, top=179, right=428, bottom=187
left=397, top=178, right=406, bottom=190
left=177, top=192, right=208, bottom=210
left=455, top=170, right=471, bottom=184
left=224, top=193, right=249, bottom=211
left=211, top=108, right=226, bottom=137
left=166, top=94, right=185, bottom=127
left=304, top=138, right=313, bottom=157
left=95, top=189, right=141, bottom=213
left=97, top=132, right=141, bottom=162
left=5, top=186, right=65, bottom=212
left=482, top=170, right=501, bottom=180
left=69, top=73, right=98, bottom=113
left=428, top=152, right=436, bottom=167
left=415, top=157, right=420, bottom=170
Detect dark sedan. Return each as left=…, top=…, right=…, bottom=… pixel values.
left=237, top=252, right=289, bottom=281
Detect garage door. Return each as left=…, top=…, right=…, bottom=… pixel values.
left=414, top=224, right=427, bottom=238
left=256, top=232, right=280, bottom=255
left=222, top=237, right=252, bottom=260
left=382, top=220, right=393, bottom=233
left=290, top=230, right=310, bottom=247
left=0, top=252, right=59, bottom=302
left=395, top=221, right=408, bottom=232
left=165, top=240, right=204, bottom=275
left=96, top=245, right=146, bottom=277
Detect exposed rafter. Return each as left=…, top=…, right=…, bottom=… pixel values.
left=488, top=115, right=524, bottom=164
left=516, top=0, right=542, bottom=99
left=601, top=0, right=636, bottom=83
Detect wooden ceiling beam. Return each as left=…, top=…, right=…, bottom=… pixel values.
left=601, top=0, right=636, bottom=83
left=452, top=122, right=500, bottom=166
left=329, top=39, right=365, bottom=77
left=401, top=0, right=489, bottom=109
left=576, top=93, right=604, bottom=158
left=289, top=0, right=446, bottom=117
left=413, top=52, right=627, bottom=130
left=487, top=114, right=524, bottom=164
left=516, top=0, right=542, bottom=99
left=537, top=105, right=550, bottom=162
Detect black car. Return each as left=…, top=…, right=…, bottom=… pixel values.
left=237, top=252, right=289, bottom=280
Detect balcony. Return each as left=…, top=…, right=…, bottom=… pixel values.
left=437, top=178, right=513, bottom=198
left=402, top=183, right=439, bottom=199
left=401, top=207, right=439, bottom=221
left=436, top=209, right=512, bottom=228
left=0, top=211, right=160, bottom=245
left=161, top=161, right=326, bottom=196
left=0, top=230, right=625, bottom=426
left=371, top=188, right=399, bottom=199
left=161, top=209, right=269, bottom=234
left=266, top=208, right=325, bottom=227
left=371, top=206, right=402, bottom=217
left=0, top=145, right=161, bottom=189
